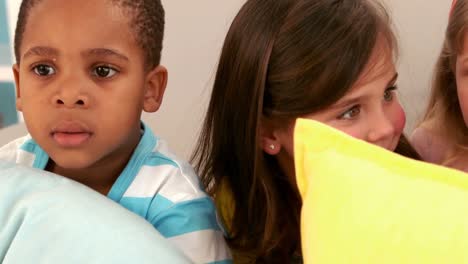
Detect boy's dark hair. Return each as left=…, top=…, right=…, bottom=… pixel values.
left=14, top=0, right=165, bottom=69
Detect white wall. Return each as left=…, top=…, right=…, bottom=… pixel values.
left=385, top=0, right=450, bottom=131
left=146, top=0, right=245, bottom=158
left=0, top=0, right=453, bottom=159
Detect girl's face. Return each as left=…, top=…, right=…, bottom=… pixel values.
left=455, top=33, right=468, bottom=128
left=265, top=44, right=406, bottom=179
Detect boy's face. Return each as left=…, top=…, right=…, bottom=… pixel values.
left=13, top=0, right=166, bottom=169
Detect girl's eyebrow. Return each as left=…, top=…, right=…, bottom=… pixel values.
left=387, top=73, right=399, bottom=86
left=23, top=46, right=59, bottom=60
left=331, top=73, right=399, bottom=109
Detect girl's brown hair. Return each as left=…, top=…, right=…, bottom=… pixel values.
left=420, top=0, right=468, bottom=146
left=192, top=0, right=419, bottom=262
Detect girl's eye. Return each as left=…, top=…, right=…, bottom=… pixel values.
left=338, top=106, right=361, bottom=120
left=384, top=86, right=397, bottom=102
left=93, top=66, right=117, bottom=78
left=33, top=65, right=56, bottom=76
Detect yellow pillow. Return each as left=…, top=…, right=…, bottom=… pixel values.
left=294, top=118, right=468, bottom=264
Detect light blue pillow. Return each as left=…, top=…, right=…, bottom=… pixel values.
left=0, top=161, right=191, bottom=264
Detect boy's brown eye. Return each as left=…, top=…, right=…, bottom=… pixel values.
left=95, top=66, right=110, bottom=77
left=93, top=66, right=117, bottom=78
left=33, top=65, right=55, bottom=76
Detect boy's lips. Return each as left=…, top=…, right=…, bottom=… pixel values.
left=51, top=121, right=93, bottom=148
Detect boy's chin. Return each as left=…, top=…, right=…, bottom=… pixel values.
left=50, top=155, right=99, bottom=171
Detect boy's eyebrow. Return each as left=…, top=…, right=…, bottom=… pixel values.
left=331, top=73, right=399, bottom=109
left=82, top=48, right=129, bottom=61
left=23, top=46, right=59, bottom=60
left=22, top=47, right=129, bottom=62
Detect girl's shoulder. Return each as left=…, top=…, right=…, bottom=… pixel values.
left=214, top=182, right=261, bottom=263
left=443, top=148, right=468, bottom=173
left=410, top=125, right=449, bottom=164
left=215, top=180, right=235, bottom=234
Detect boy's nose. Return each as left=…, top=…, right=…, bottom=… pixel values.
left=51, top=73, right=92, bottom=108
left=52, top=94, right=89, bottom=109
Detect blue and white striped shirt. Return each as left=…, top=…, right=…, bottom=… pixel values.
left=0, top=123, right=232, bottom=263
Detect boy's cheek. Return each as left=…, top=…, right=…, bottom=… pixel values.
left=16, top=98, right=23, bottom=111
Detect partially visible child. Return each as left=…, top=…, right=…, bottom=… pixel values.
left=0, top=0, right=231, bottom=262
left=411, top=0, right=468, bottom=173
left=191, top=0, right=420, bottom=262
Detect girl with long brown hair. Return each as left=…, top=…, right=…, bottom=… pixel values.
left=192, top=0, right=420, bottom=262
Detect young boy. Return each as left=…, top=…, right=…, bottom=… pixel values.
left=0, top=0, right=231, bottom=262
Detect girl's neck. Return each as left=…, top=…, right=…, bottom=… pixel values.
left=442, top=147, right=468, bottom=173
left=421, top=120, right=468, bottom=172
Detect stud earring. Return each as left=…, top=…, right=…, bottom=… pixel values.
left=269, top=144, right=275, bottom=150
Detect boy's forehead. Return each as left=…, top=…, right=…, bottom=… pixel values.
left=32, top=0, right=124, bottom=17
left=27, top=0, right=131, bottom=30
left=21, top=0, right=138, bottom=56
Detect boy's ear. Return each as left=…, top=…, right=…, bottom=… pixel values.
left=143, top=65, right=168, bottom=113
left=12, top=64, right=22, bottom=112
left=260, top=120, right=282, bottom=155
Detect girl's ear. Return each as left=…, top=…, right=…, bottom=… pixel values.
left=13, top=64, right=22, bottom=111
left=260, top=120, right=282, bottom=155
left=143, top=65, right=168, bottom=113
